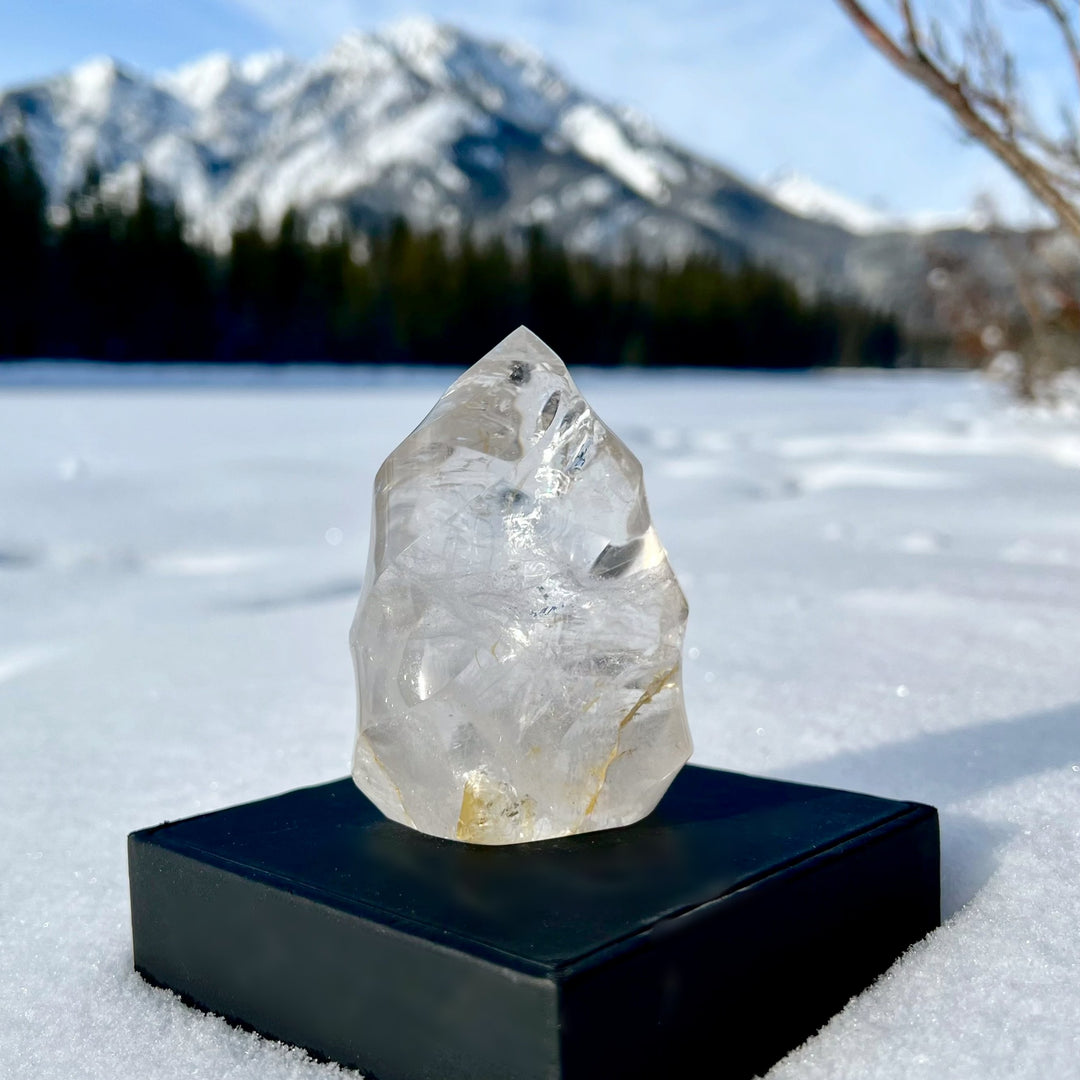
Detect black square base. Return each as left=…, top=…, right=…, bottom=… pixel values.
left=128, top=766, right=939, bottom=1080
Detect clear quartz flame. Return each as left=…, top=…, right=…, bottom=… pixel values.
left=350, top=326, right=691, bottom=844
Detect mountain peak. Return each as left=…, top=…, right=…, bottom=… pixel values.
left=68, top=55, right=122, bottom=95
left=0, top=22, right=945, bottom=322
left=377, top=17, right=461, bottom=86
left=380, top=15, right=459, bottom=56
left=161, top=52, right=234, bottom=109
left=70, top=55, right=121, bottom=81
left=237, top=50, right=292, bottom=84
left=160, top=48, right=298, bottom=108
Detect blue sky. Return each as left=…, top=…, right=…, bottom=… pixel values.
left=0, top=0, right=1069, bottom=222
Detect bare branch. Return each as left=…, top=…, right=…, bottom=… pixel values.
left=834, top=0, right=1080, bottom=238
left=899, top=0, right=922, bottom=54
left=1033, top=0, right=1080, bottom=97
left=835, top=0, right=913, bottom=70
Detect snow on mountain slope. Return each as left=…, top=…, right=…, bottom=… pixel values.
left=769, top=171, right=988, bottom=236
left=769, top=171, right=894, bottom=234
left=0, top=16, right=1009, bottom=322
left=559, top=102, right=685, bottom=203
left=0, top=18, right=853, bottom=273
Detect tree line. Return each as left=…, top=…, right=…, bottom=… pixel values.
left=0, top=134, right=902, bottom=367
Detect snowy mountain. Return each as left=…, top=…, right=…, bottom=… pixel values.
left=0, top=17, right=1013, bottom=322
left=768, top=171, right=991, bottom=236
left=768, top=172, right=896, bottom=235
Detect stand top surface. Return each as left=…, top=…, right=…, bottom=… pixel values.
left=131, top=765, right=933, bottom=975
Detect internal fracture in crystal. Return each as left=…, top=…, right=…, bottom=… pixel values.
left=350, top=327, right=692, bottom=844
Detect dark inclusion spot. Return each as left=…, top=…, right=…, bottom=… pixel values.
left=590, top=538, right=644, bottom=579
left=500, top=487, right=530, bottom=512
left=532, top=582, right=558, bottom=616
left=509, top=360, right=530, bottom=384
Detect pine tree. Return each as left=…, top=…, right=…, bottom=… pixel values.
left=0, top=137, right=903, bottom=370
left=0, top=133, right=48, bottom=356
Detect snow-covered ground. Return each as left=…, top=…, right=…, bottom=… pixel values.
left=1, top=366, right=1078, bottom=1078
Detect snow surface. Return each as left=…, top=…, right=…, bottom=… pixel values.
left=1, top=367, right=1079, bottom=1078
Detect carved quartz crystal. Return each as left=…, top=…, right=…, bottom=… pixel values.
left=350, top=327, right=691, bottom=844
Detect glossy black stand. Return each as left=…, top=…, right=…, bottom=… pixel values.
left=128, top=765, right=939, bottom=1080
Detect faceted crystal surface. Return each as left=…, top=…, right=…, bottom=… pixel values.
left=350, top=327, right=692, bottom=844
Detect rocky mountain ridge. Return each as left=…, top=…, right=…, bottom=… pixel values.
left=0, top=17, right=1019, bottom=326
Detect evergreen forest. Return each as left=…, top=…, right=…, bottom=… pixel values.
left=0, top=135, right=902, bottom=368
